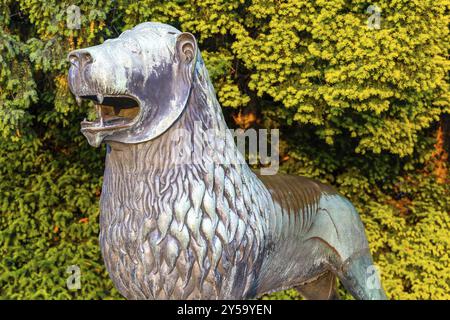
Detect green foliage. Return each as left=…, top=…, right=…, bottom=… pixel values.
left=0, top=31, right=36, bottom=141
left=0, top=0, right=448, bottom=299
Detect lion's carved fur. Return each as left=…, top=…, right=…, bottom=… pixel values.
left=100, top=61, right=273, bottom=299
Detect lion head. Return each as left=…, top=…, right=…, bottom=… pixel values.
left=68, top=22, right=198, bottom=147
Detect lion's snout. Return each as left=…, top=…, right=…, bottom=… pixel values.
left=68, top=44, right=132, bottom=99
left=68, top=50, right=93, bottom=70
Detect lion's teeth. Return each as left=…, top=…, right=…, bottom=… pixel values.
left=97, top=94, right=104, bottom=104
left=76, top=95, right=82, bottom=106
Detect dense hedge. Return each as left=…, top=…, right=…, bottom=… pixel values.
left=0, top=0, right=448, bottom=299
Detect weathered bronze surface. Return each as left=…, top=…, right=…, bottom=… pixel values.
left=68, top=22, right=387, bottom=300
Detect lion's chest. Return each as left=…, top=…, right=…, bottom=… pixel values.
left=98, top=170, right=263, bottom=299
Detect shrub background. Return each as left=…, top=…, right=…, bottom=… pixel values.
left=0, top=0, right=448, bottom=299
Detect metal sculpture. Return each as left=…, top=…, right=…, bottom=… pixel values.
left=68, top=22, right=387, bottom=300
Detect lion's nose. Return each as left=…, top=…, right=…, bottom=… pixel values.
left=68, top=50, right=93, bottom=69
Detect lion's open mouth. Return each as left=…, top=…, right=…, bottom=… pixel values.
left=79, top=95, right=140, bottom=131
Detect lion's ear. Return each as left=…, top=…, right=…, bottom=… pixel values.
left=176, top=32, right=197, bottom=65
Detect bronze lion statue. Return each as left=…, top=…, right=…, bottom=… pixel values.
left=68, top=22, right=387, bottom=300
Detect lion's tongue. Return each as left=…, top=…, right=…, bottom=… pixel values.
left=104, top=116, right=127, bottom=125
left=96, top=104, right=123, bottom=126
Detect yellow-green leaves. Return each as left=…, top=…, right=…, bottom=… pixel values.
left=231, top=0, right=448, bottom=156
